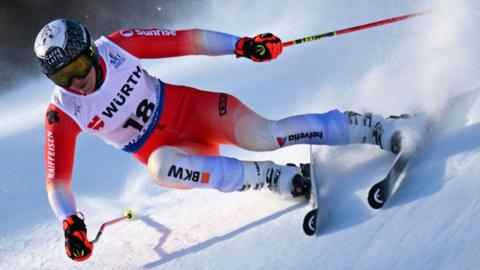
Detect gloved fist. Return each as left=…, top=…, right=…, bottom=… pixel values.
left=235, top=33, right=283, bottom=62
left=63, top=213, right=93, bottom=262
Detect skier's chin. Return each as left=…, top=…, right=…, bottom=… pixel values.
left=78, top=84, right=95, bottom=95
left=70, top=68, right=96, bottom=94
left=71, top=83, right=95, bottom=95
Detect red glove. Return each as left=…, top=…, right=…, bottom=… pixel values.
left=63, top=214, right=94, bottom=262
left=235, top=33, right=283, bottom=62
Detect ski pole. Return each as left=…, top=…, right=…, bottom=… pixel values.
left=90, top=209, right=134, bottom=244
left=283, top=10, right=431, bottom=47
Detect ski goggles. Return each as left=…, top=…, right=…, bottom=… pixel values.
left=47, top=53, right=94, bottom=88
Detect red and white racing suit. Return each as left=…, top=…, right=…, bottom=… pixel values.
left=44, top=28, right=350, bottom=220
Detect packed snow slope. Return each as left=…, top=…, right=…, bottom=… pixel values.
left=1, top=1, right=480, bottom=269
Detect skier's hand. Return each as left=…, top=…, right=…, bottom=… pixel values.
left=63, top=213, right=94, bottom=262
left=235, top=33, right=283, bottom=62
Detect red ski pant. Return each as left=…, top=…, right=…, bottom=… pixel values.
left=133, top=84, right=257, bottom=164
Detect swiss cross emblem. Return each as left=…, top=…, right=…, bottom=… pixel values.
left=88, top=115, right=105, bottom=130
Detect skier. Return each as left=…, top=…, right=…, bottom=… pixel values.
left=36, top=19, right=410, bottom=261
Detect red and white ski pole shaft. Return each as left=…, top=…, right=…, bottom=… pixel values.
left=283, top=10, right=431, bottom=47
left=90, top=209, right=134, bottom=244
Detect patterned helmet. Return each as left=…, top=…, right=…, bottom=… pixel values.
left=34, top=19, right=97, bottom=75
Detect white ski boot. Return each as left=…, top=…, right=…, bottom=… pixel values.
left=239, top=161, right=311, bottom=198
left=344, top=111, right=423, bottom=154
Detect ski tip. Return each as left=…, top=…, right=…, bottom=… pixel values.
left=303, top=209, right=318, bottom=236
left=368, top=184, right=385, bottom=209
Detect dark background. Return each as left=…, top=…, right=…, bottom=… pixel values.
left=0, top=0, right=208, bottom=92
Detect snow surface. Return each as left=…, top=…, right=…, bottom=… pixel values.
left=1, top=0, right=480, bottom=269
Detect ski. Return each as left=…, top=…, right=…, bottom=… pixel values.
left=367, top=87, right=480, bottom=209
left=367, top=149, right=413, bottom=209
left=303, top=146, right=321, bottom=236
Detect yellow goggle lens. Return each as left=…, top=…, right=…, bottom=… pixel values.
left=48, top=54, right=93, bottom=88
